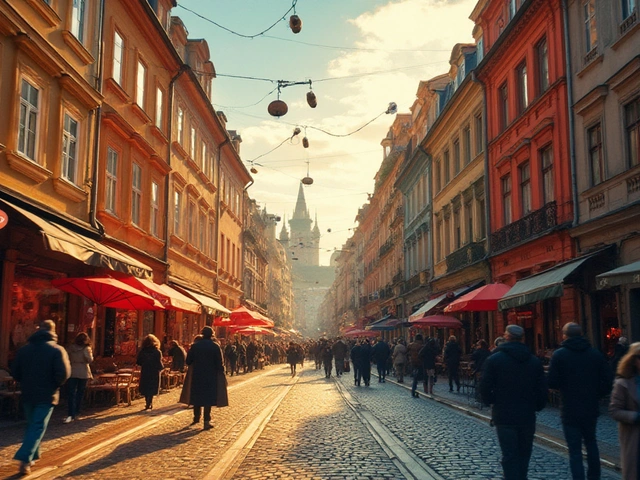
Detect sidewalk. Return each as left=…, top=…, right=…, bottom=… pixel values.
left=377, top=372, right=621, bottom=470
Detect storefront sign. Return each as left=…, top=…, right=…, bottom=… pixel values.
left=0, top=209, right=7, bottom=230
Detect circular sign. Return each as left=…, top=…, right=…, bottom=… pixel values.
left=0, top=209, right=7, bottom=230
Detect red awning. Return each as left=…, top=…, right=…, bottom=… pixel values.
left=114, top=275, right=201, bottom=314
left=409, top=315, right=462, bottom=329
left=229, top=306, right=273, bottom=327
left=444, top=283, right=512, bottom=313
left=343, top=328, right=378, bottom=338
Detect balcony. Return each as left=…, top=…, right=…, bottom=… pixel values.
left=490, top=202, right=557, bottom=254
left=620, top=9, right=637, bottom=36
left=379, top=237, right=395, bottom=258
left=390, top=205, right=404, bottom=227
left=392, top=270, right=403, bottom=284
left=446, top=241, right=486, bottom=273
left=379, top=285, right=394, bottom=300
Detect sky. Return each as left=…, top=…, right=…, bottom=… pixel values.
left=177, top=0, right=476, bottom=264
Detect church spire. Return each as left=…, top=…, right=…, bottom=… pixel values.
left=312, top=211, right=320, bottom=235
left=279, top=215, right=289, bottom=241
left=292, top=182, right=310, bottom=220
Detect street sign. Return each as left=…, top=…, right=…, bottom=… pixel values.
left=0, top=209, right=7, bottom=230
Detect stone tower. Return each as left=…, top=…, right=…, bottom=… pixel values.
left=288, top=183, right=318, bottom=266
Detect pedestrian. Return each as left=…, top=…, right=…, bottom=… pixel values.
left=322, top=343, right=333, bottom=378
left=136, top=334, right=164, bottom=411
left=480, top=324, right=547, bottom=480
left=419, top=338, right=439, bottom=395
left=357, top=338, right=373, bottom=386
left=611, top=336, right=629, bottom=375
left=609, top=342, right=640, bottom=480
left=493, top=336, right=506, bottom=351
left=12, top=320, right=71, bottom=476
left=408, top=334, right=425, bottom=398
left=444, top=335, right=462, bottom=392
left=371, top=337, right=391, bottom=383
left=64, top=332, right=93, bottom=424
left=179, top=335, right=203, bottom=406
left=168, top=340, right=186, bottom=372
left=472, top=340, right=491, bottom=402
left=286, top=341, right=299, bottom=376
left=547, top=323, right=612, bottom=480
left=392, top=339, right=408, bottom=383
left=227, top=343, right=238, bottom=376
left=332, top=338, right=347, bottom=377
left=186, top=326, right=226, bottom=430
left=350, top=341, right=362, bottom=385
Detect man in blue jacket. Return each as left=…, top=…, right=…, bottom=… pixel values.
left=12, top=320, right=71, bottom=476
left=480, top=324, right=547, bottom=480
left=548, top=322, right=612, bottom=480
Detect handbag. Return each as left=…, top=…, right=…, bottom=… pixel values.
left=343, top=360, right=350, bottom=372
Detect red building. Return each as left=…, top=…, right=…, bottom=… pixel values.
left=472, top=0, right=579, bottom=352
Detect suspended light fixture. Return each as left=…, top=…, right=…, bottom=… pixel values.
left=301, top=151, right=313, bottom=185
left=289, top=15, right=302, bottom=33
left=250, top=167, right=258, bottom=174
left=306, top=90, right=317, bottom=108
left=268, top=99, right=288, bottom=117
left=302, top=136, right=309, bottom=148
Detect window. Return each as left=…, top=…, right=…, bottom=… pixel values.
left=584, top=0, right=597, bottom=52
left=190, top=126, right=196, bottom=159
left=156, top=87, right=163, bottom=129
left=588, top=124, right=605, bottom=184
left=509, top=0, right=517, bottom=19
left=106, top=148, right=118, bottom=213
left=18, top=79, right=39, bottom=160
left=477, top=36, right=484, bottom=63
left=622, top=0, right=636, bottom=19
left=502, top=175, right=512, bottom=225
left=541, top=145, right=554, bottom=204
left=453, top=209, right=461, bottom=250
left=517, top=62, right=528, bottom=114
left=456, top=61, right=465, bottom=88
left=434, top=159, right=441, bottom=192
left=536, top=37, right=549, bottom=95
left=71, top=0, right=86, bottom=43
left=465, top=202, right=473, bottom=243
left=220, top=234, right=226, bottom=270
left=188, top=201, right=196, bottom=244
left=176, top=107, right=184, bottom=145
left=209, top=221, right=215, bottom=259
left=625, top=98, right=640, bottom=167
left=62, top=114, right=79, bottom=184
left=173, top=190, right=181, bottom=236
left=199, top=210, right=206, bottom=251
left=453, top=139, right=461, bottom=175
left=520, top=162, right=532, bottom=215
left=499, top=82, right=509, bottom=132
left=444, top=217, right=451, bottom=255
left=151, top=181, right=159, bottom=237
left=113, top=31, right=124, bottom=85
left=136, top=61, right=146, bottom=108
left=478, top=198, right=486, bottom=238
left=131, top=163, right=142, bottom=226
left=201, top=142, right=207, bottom=173
left=444, top=149, right=450, bottom=184
left=463, top=126, right=471, bottom=165
left=475, top=113, right=483, bottom=154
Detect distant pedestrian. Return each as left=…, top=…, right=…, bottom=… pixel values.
left=168, top=340, right=186, bottom=372
left=286, top=342, right=299, bottom=376
left=609, top=342, right=640, bottom=480
left=322, top=344, right=333, bottom=378
left=408, top=334, right=425, bottom=398
left=186, top=327, right=227, bottom=430
left=371, top=337, right=391, bottom=383
left=350, top=341, right=362, bottom=385
left=64, top=332, right=93, bottom=424
left=332, top=338, right=347, bottom=377
left=472, top=340, right=491, bottom=375
left=611, top=337, right=629, bottom=375
left=492, top=336, right=506, bottom=351
left=444, top=335, right=462, bottom=392
left=480, top=325, right=547, bottom=480
left=137, top=334, right=164, bottom=411
left=357, top=339, right=373, bottom=386
left=392, top=339, right=408, bottom=383
left=419, top=338, right=439, bottom=395
left=548, top=322, right=612, bottom=480
left=12, top=320, right=71, bottom=476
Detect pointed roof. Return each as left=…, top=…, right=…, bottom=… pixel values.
left=312, top=211, right=320, bottom=233
left=292, top=182, right=310, bottom=220
left=279, top=216, right=289, bottom=241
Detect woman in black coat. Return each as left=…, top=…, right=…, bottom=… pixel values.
left=136, top=334, right=165, bottom=410
left=168, top=340, right=187, bottom=372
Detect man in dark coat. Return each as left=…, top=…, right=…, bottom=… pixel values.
left=408, top=334, right=425, bottom=398
left=356, top=339, right=373, bottom=386
left=186, top=326, right=226, bottom=430
left=443, top=335, right=462, bottom=392
left=480, top=324, right=547, bottom=480
left=331, top=338, right=348, bottom=377
left=548, top=322, right=612, bottom=480
left=12, top=320, right=71, bottom=476
left=371, top=338, right=391, bottom=383
left=350, top=341, right=362, bottom=385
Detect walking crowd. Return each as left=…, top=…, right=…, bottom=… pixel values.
left=4, top=318, right=640, bottom=479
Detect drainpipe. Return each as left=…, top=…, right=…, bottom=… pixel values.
left=471, top=71, right=492, bottom=261
left=89, top=0, right=106, bottom=234
left=163, top=65, right=189, bottom=282
left=562, top=0, right=579, bottom=228
left=215, top=138, right=231, bottom=296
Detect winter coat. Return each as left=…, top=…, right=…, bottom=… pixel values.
left=186, top=338, right=225, bottom=407
left=136, top=346, right=164, bottom=397
left=443, top=340, right=462, bottom=368
left=547, top=336, right=612, bottom=425
left=471, top=347, right=491, bottom=374
left=371, top=341, right=391, bottom=365
left=407, top=339, right=424, bottom=368
left=480, top=341, right=547, bottom=426
left=331, top=340, right=348, bottom=360
left=357, top=343, right=372, bottom=371
left=392, top=344, right=408, bottom=367
left=67, top=343, right=93, bottom=379
left=168, top=344, right=186, bottom=372
left=321, top=346, right=333, bottom=364
left=609, top=377, right=640, bottom=480
left=419, top=343, right=438, bottom=370
left=12, top=329, right=71, bottom=405
left=286, top=346, right=299, bottom=365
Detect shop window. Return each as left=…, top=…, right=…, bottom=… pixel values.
left=114, top=310, right=138, bottom=356
left=142, top=311, right=154, bottom=339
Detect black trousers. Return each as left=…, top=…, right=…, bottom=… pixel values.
left=495, top=422, right=535, bottom=480
left=193, top=405, right=212, bottom=423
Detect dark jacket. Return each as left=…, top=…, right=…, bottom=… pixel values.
left=332, top=340, right=348, bottom=360
left=547, top=336, right=612, bottom=425
left=480, top=341, right=547, bottom=426
left=371, top=340, right=391, bottom=365
left=471, top=347, right=491, bottom=374
left=12, top=328, right=71, bottom=405
left=407, top=339, right=424, bottom=368
left=419, top=342, right=439, bottom=370
left=168, top=344, right=187, bottom=372
left=137, top=346, right=164, bottom=396
left=357, top=342, right=372, bottom=370
left=186, top=338, right=225, bottom=406
left=443, top=340, right=462, bottom=368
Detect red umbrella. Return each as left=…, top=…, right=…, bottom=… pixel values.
left=231, top=326, right=274, bottom=335
left=52, top=275, right=163, bottom=310
left=343, top=328, right=378, bottom=338
left=229, top=306, right=273, bottom=327
left=409, top=315, right=462, bottom=329
left=444, top=283, right=512, bottom=313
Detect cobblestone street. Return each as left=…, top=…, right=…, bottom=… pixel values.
left=0, top=364, right=623, bottom=480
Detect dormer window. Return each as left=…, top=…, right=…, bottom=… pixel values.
left=457, top=60, right=465, bottom=86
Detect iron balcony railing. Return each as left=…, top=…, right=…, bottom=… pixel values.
left=490, top=201, right=557, bottom=254
left=446, top=241, right=486, bottom=273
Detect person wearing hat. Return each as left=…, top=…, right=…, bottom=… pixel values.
left=480, top=324, right=547, bottom=480
left=185, top=326, right=227, bottom=430
left=548, top=322, right=612, bottom=480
